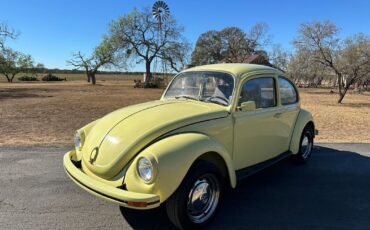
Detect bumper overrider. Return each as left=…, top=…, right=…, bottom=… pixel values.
left=63, top=150, right=160, bottom=209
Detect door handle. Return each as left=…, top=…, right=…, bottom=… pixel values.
left=274, top=112, right=282, bottom=118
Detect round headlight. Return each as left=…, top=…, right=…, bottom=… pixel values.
left=137, top=157, right=153, bottom=182
left=74, top=131, right=82, bottom=150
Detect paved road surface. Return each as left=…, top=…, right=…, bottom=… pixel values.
left=0, top=144, right=369, bottom=229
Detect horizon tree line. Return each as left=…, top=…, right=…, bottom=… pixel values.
left=1, top=6, right=370, bottom=103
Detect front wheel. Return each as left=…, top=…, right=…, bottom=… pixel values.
left=166, top=160, right=223, bottom=229
left=294, top=125, right=314, bottom=163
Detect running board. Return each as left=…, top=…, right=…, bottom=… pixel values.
left=236, top=151, right=292, bottom=181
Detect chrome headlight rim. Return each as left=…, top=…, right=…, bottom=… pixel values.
left=137, top=156, right=157, bottom=183
left=74, top=130, right=85, bottom=151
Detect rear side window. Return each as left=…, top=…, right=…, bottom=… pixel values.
left=239, top=77, right=276, bottom=109
left=279, top=77, right=298, bottom=105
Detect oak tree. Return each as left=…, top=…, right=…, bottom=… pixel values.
left=191, top=23, right=270, bottom=66
left=0, top=48, right=34, bottom=82
left=108, top=7, right=189, bottom=85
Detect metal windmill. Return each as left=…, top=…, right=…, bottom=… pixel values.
left=152, top=1, right=170, bottom=81
left=152, top=1, right=170, bottom=29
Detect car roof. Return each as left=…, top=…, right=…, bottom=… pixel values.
left=184, top=63, right=282, bottom=79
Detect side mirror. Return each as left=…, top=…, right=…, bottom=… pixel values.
left=239, top=101, right=256, bottom=112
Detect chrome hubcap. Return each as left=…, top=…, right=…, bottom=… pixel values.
left=301, top=134, right=312, bottom=159
left=187, top=174, right=220, bottom=224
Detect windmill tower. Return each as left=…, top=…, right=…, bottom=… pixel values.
left=152, top=1, right=170, bottom=85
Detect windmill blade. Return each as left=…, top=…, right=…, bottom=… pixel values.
left=152, top=1, right=170, bottom=22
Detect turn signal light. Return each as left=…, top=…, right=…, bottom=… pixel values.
left=127, top=201, right=148, bottom=208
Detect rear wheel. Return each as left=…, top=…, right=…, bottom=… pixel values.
left=294, top=125, right=314, bottom=163
left=166, top=160, right=223, bottom=229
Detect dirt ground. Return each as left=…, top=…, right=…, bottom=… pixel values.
left=299, top=88, right=370, bottom=143
left=0, top=81, right=369, bottom=146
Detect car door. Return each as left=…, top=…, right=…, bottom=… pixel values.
left=233, top=74, right=287, bottom=170
left=276, top=76, right=300, bottom=150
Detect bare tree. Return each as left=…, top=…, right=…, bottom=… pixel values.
left=159, top=40, right=191, bottom=72
left=0, top=22, right=18, bottom=49
left=294, top=21, right=370, bottom=102
left=68, top=38, right=119, bottom=85
left=269, top=44, right=290, bottom=71
left=286, top=48, right=329, bottom=87
left=338, top=33, right=370, bottom=94
left=108, top=7, right=189, bottom=85
left=286, top=51, right=308, bottom=84
left=246, top=22, right=271, bottom=51
left=68, top=52, right=94, bottom=83
left=0, top=48, right=34, bottom=82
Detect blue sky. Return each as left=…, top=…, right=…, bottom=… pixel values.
left=1, top=0, right=369, bottom=70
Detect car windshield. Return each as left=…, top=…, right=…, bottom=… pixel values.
left=164, top=71, right=234, bottom=106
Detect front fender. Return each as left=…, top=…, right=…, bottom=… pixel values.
left=75, top=119, right=100, bottom=160
left=124, top=133, right=236, bottom=203
left=289, top=109, right=314, bottom=154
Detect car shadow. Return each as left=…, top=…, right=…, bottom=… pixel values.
left=120, top=146, right=370, bottom=229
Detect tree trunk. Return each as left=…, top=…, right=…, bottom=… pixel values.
left=5, top=75, right=11, bottom=82
left=337, top=86, right=350, bottom=103
left=5, top=74, right=16, bottom=83
left=91, top=73, right=96, bottom=85
left=316, top=76, right=323, bottom=86
left=337, top=80, right=353, bottom=103
left=364, top=81, right=369, bottom=91
left=144, top=60, right=152, bottom=86
left=336, top=73, right=345, bottom=103
left=337, top=92, right=345, bottom=103
left=85, top=68, right=91, bottom=83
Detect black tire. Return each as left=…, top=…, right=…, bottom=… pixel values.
left=166, top=160, right=224, bottom=229
left=294, top=125, right=314, bottom=163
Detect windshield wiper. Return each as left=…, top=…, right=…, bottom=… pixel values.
left=204, top=99, right=228, bottom=106
left=175, top=95, right=199, bottom=101
left=201, top=97, right=229, bottom=106
left=212, top=101, right=228, bottom=106
left=174, top=95, right=228, bottom=106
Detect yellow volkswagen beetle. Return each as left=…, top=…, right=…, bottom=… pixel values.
left=63, top=63, right=316, bottom=229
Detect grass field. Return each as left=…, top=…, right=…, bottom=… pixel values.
left=0, top=79, right=369, bottom=147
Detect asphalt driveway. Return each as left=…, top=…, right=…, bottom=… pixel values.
left=0, top=144, right=369, bottom=229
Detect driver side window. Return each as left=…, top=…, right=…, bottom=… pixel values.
left=238, top=77, right=276, bottom=109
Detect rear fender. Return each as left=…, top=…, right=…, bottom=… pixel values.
left=289, top=109, right=314, bottom=154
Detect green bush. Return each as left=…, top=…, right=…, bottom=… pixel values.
left=18, top=76, right=39, bottom=81
left=42, top=74, right=66, bottom=81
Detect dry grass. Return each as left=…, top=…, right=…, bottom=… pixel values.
left=0, top=73, right=174, bottom=83
left=0, top=73, right=144, bottom=83
left=0, top=81, right=369, bottom=147
left=0, top=81, right=163, bottom=146
left=299, top=89, right=370, bottom=143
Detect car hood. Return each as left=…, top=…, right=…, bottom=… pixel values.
left=82, top=99, right=228, bottom=179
